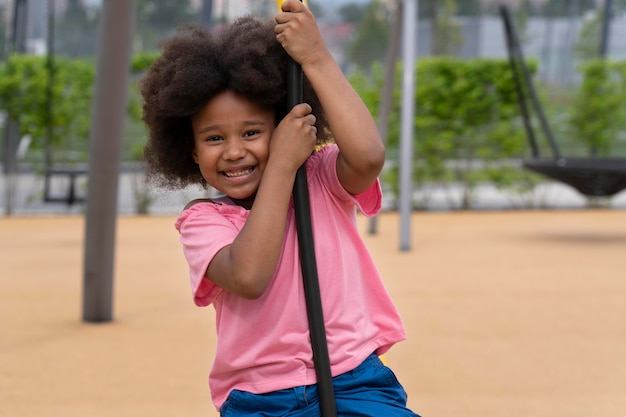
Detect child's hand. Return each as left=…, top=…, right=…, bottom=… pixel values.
left=274, top=0, right=327, bottom=68
left=269, top=103, right=317, bottom=172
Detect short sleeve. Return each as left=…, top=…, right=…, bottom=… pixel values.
left=310, top=145, right=382, bottom=216
left=175, top=203, right=246, bottom=306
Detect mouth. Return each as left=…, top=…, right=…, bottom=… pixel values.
left=221, top=166, right=255, bottom=178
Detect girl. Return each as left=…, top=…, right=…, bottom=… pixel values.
left=141, top=1, right=419, bottom=415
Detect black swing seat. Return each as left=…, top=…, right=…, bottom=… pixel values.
left=500, top=4, right=626, bottom=198
left=523, top=157, right=626, bottom=197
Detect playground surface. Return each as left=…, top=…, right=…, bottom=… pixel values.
left=1, top=209, right=626, bottom=417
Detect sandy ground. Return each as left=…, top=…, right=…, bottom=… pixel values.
left=1, top=210, right=626, bottom=417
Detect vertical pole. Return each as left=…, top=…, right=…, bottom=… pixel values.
left=279, top=1, right=336, bottom=414
left=399, top=0, right=417, bottom=252
left=82, top=0, right=136, bottom=322
left=45, top=0, right=55, bottom=174
left=599, top=0, right=613, bottom=57
left=11, top=0, right=28, bottom=53
left=201, top=0, right=213, bottom=29
left=369, top=0, right=402, bottom=235
left=3, top=0, right=28, bottom=216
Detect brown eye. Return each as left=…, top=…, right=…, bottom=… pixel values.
left=243, top=130, right=260, bottom=138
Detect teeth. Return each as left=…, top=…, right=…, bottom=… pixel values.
left=224, top=168, right=252, bottom=178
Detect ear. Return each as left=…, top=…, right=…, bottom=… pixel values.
left=192, top=147, right=199, bottom=164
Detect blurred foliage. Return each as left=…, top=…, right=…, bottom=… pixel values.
left=568, top=60, right=626, bottom=156
left=126, top=51, right=161, bottom=162
left=338, top=2, right=367, bottom=23
left=573, top=0, right=626, bottom=62
left=350, top=58, right=534, bottom=209
left=4, top=0, right=626, bottom=210
left=346, top=0, right=391, bottom=71
left=346, top=0, right=464, bottom=69
left=0, top=52, right=161, bottom=164
left=54, top=0, right=100, bottom=58
left=131, top=51, right=161, bottom=74
left=574, top=6, right=604, bottom=62
left=0, top=54, right=94, bottom=160
left=350, top=54, right=626, bottom=209
left=135, top=0, right=195, bottom=51
left=426, top=0, right=463, bottom=56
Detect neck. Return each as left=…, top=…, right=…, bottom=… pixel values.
left=229, top=195, right=255, bottom=210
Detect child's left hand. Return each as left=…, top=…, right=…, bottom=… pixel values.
left=274, top=0, right=326, bottom=68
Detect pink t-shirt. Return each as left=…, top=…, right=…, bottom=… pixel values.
left=175, top=144, right=406, bottom=410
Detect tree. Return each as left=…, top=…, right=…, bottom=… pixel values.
left=427, top=0, right=463, bottom=56
left=540, top=0, right=593, bottom=17
left=455, top=0, right=482, bottom=16
left=0, top=55, right=94, bottom=159
left=574, top=7, right=603, bottom=62
left=338, top=2, right=366, bottom=23
left=346, top=0, right=391, bottom=71
left=135, top=0, right=195, bottom=51
left=54, top=0, right=100, bottom=58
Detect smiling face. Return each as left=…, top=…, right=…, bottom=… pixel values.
left=191, top=91, right=276, bottom=207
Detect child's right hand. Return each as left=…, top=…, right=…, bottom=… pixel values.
left=269, top=103, right=317, bottom=173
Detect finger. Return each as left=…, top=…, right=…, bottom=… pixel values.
left=290, top=103, right=312, bottom=117
left=307, top=124, right=318, bottom=140
left=274, top=12, right=289, bottom=25
left=304, top=113, right=317, bottom=126
left=299, top=103, right=313, bottom=114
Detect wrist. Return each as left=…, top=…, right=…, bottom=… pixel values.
left=266, top=154, right=303, bottom=176
left=300, top=49, right=334, bottom=75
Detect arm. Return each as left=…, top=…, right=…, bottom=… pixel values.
left=206, top=104, right=317, bottom=299
left=275, top=0, right=385, bottom=195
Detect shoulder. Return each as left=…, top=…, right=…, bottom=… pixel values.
left=307, top=143, right=338, bottom=170
left=183, top=198, right=216, bottom=211
left=175, top=196, right=248, bottom=232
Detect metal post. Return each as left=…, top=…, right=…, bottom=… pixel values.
left=599, top=0, right=613, bottom=57
left=399, top=0, right=417, bottom=252
left=3, top=0, right=28, bottom=216
left=44, top=0, right=55, bottom=174
left=201, top=0, right=213, bottom=29
left=369, top=0, right=403, bottom=235
left=82, top=0, right=136, bottom=322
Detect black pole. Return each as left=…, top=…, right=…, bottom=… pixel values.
left=500, top=5, right=561, bottom=159
left=500, top=5, right=539, bottom=158
left=286, top=5, right=337, bottom=416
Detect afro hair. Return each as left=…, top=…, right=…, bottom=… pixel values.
left=141, top=17, right=330, bottom=189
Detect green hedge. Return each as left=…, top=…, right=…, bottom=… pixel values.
left=2, top=53, right=624, bottom=209
left=351, top=58, right=538, bottom=209
left=568, top=60, right=626, bottom=157
left=350, top=57, right=626, bottom=209
left=0, top=54, right=94, bottom=158
left=0, top=52, right=159, bottom=163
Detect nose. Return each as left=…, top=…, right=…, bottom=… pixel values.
left=223, top=137, right=246, bottom=160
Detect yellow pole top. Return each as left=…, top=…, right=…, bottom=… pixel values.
left=276, top=0, right=308, bottom=12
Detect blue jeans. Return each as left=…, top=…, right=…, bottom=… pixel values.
left=220, top=354, right=420, bottom=417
